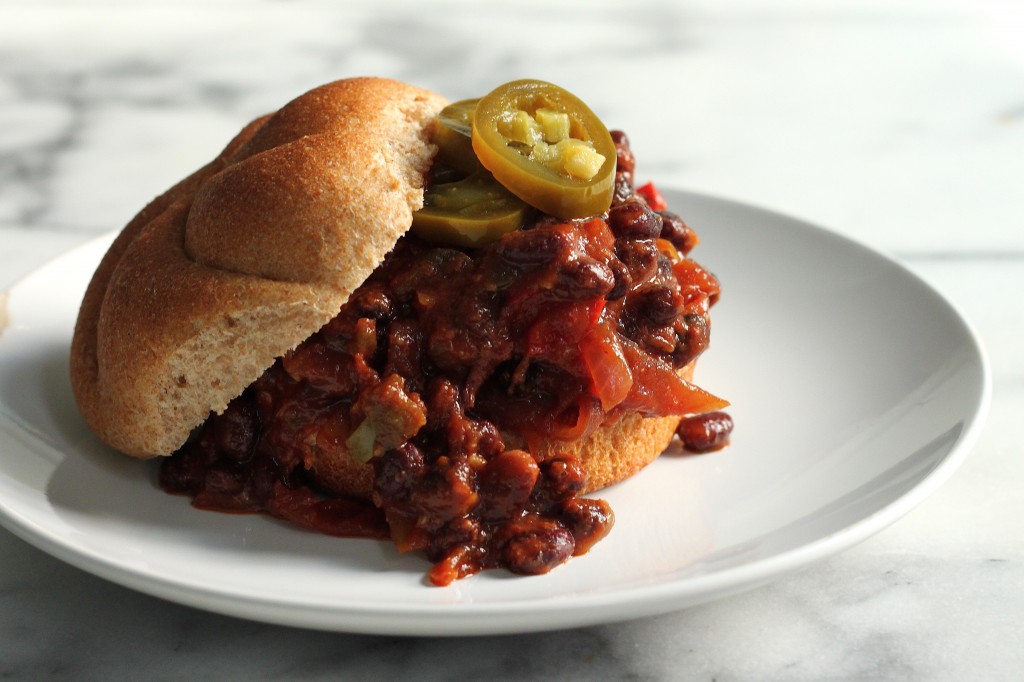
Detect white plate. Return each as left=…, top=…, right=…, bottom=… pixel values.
left=0, top=190, right=989, bottom=636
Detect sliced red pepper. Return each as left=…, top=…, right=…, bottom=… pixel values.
left=636, top=181, right=667, bottom=211
left=525, top=297, right=605, bottom=360
left=548, top=395, right=604, bottom=441
left=618, top=336, right=728, bottom=416
left=673, top=258, right=721, bottom=306
left=579, top=325, right=633, bottom=411
left=579, top=217, right=616, bottom=253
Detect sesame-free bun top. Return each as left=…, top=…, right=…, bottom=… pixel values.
left=70, top=77, right=448, bottom=457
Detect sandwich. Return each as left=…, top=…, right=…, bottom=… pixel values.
left=70, top=77, right=728, bottom=585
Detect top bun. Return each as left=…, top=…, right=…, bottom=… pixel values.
left=70, top=78, right=448, bottom=457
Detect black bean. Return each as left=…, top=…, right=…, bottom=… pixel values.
left=677, top=411, right=733, bottom=452
left=501, top=522, right=574, bottom=575
left=203, top=465, right=245, bottom=496
left=408, top=459, right=478, bottom=529
left=373, top=442, right=426, bottom=505
left=559, top=498, right=614, bottom=554
left=158, top=445, right=208, bottom=495
left=615, top=239, right=659, bottom=284
left=424, top=377, right=461, bottom=430
left=634, top=285, right=684, bottom=327
left=610, top=130, right=635, bottom=174
left=531, top=455, right=587, bottom=508
left=213, top=399, right=259, bottom=462
left=606, top=258, right=631, bottom=300
left=425, top=517, right=482, bottom=562
left=656, top=253, right=675, bottom=280
left=608, top=199, right=663, bottom=240
left=658, top=210, right=699, bottom=254
left=552, top=257, right=615, bottom=300
left=612, top=171, right=634, bottom=206
left=349, top=286, right=393, bottom=321
left=476, top=449, right=539, bottom=521
left=390, top=248, right=471, bottom=296
left=495, top=228, right=569, bottom=266
left=672, top=313, right=710, bottom=368
left=385, top=319, right=422, bottom=386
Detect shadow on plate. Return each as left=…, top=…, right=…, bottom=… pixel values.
left=1, top=340, right=426, bottom=580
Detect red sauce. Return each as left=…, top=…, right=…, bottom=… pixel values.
left=159, top=130, right=727, bottom=584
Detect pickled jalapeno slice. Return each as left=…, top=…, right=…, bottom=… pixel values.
left=434, top=98, right=487, bottom=175
left=412, top=173, right=530, bottom=248
left=470, top=79, right=616, bottom=219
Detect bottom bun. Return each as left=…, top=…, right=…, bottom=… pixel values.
left=529, top=411, right=683, bottom=494
left=310, top=363, right=694, bottom=500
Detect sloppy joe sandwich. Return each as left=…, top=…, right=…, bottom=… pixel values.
left=71, top=77, right=729, bottom=585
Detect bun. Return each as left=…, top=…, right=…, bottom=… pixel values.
left=70, top=78, right=448, bottom=457
left=528, top=363, right=696, bottom=493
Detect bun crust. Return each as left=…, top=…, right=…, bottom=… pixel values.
left=71, top=78, right=447, bottom=457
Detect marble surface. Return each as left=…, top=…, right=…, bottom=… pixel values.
left=1, top=0, right=1021, bottom=679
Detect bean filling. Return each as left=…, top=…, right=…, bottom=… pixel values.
left=159, top=131, right=724, bottom=585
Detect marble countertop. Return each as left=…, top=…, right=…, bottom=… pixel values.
left=1, top=0, right=1021, bottom=679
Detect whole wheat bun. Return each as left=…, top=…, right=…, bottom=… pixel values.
left=71, top=78, right=448, bottom=457
left=71, top=76, right=694, bottom=497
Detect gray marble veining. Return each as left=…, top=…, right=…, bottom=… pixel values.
left=1, top=0, right=1022, bottom=679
